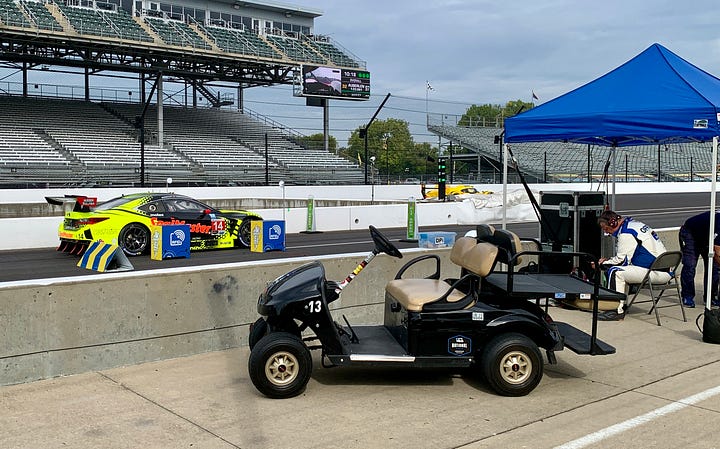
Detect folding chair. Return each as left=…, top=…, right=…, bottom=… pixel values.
left=626, top=251, right=685, bottom=326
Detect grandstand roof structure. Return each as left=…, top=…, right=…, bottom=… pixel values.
left=0, top=0, right=364, bottom=96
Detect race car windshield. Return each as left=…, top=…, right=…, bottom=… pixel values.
left=94, top=196, right=135, bottom=211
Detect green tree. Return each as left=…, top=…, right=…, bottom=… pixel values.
left=347, top=118, right=415, bottom=182
left=504, top=99, right=533, bottom=117
left=458, top=100, right=535, bottom=128
left=458, top=104, right=504, bottom=127
left=297, top=133, right=337, bottom=153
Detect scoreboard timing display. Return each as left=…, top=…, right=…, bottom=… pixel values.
left=301, top=65, right=370, bottom=100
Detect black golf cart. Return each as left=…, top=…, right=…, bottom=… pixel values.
left=248, top=225, right=622, bottom=398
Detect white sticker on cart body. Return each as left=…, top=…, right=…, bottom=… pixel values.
left=580, top=293, right=591, bottom=300
left=472, top=312, right=484, bottom=321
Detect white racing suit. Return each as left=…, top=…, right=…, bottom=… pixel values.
left=605, top=217, right=670, bottom=312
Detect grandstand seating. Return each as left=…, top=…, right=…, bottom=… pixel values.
left=145, top=16, right=210, bottom=50
left=57, top=3, right=152, bottom=42
left=0, top=96, right=197, bottom=186
left=20, top=0, right=61, bottom=30
left=0, top=125, right=69, bottom=166
left=427, top=123, right=715, bottom=182
left=200, top=24, right=280, bottom=59
left=0, top=0, right=32, bottom=27
left=103, top=102, right=364, bottom=185
left=305, top=36, right=361, bottom=68
left=265, top=33, right=325, bottom=65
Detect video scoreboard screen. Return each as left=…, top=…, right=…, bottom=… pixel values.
left=301, top=65, right=370, bottom=100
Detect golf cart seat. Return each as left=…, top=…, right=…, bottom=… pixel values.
left=476, top=228, right=524, bottom=266
left=385, top=237, right=498, bottom=312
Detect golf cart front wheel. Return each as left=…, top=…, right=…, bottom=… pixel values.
left=248, top=332, right=312, bottom=399
left=248, top=317, right=268, bottom=350
left=480, top=333, right=543, bottom=396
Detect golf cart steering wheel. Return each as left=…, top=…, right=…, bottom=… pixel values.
left=369, top=225, right=403, bottom=259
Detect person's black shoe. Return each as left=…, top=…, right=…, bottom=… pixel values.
left=598, top=310, right=625, bottom=321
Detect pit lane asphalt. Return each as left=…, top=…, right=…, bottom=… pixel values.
left=0, top=192, right=708, bottom=283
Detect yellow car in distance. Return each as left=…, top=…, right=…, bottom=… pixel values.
left=421, top=184, right=487, bottom=200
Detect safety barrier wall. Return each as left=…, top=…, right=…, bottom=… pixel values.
left=0, top=247, right=453, bottom=386
left=0, top=181, right=710, bottom=250
left=0, top=200, right=537, bottom=250
left=0, top=227, right=680, bottom=387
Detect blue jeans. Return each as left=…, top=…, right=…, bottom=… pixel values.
left=679, top=225, right=719, bottom=303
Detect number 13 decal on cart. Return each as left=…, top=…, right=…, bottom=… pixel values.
left=307, top=300, right=322, bottom=313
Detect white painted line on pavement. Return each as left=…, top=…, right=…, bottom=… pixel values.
left=555, top=384, right=720, bottom=449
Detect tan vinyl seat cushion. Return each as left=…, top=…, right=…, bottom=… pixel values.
left=385, top=279, right=466, bottom=312
left=385, top=238, right=499, bottom=312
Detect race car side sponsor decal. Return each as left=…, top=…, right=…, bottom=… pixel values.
left=150, top=217, right=226, bottom=235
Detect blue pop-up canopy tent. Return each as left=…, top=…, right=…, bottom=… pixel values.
left=504, top=43, right=720, bottom=313
left=505, top=43, right=720, bottom=145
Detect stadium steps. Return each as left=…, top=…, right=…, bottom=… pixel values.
left=45, top=1, right=73, bottom=34
left=166, top=144, right=203, bottom=171
left=194, top=83, right=232, bottom=107
left=134, top=15, right=163, bottom=45
left=188, top=22, right=220, bottom=52
left=19, top=0, right=61, bottom=31
left=32, top=128, right=81, bottom=166
left=99, top=102, right=137, bottom=128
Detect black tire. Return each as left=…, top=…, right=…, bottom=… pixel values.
left=248, top=332, right=312, bottom=399
left=237, top=218, right=256, bottom=248
left=118, top=223, right=150, bottom=256
left=480, top=333, right=543, bottom=397
left=248, top=317, right=268, bottom=350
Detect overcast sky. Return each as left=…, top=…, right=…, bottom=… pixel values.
left=246, top=0, right=720, bottom=146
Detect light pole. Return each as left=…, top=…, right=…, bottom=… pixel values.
left=383, top=133, right=390, bottom=185
left=370, top=156, right=376, bottom=204
left=279, top=180, right=286, bottom=222
left=362, top=93, right=391, bottom=184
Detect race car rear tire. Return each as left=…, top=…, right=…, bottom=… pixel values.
left=118, top=223, right=150, bottom=256
left=480, top=333, right=543, bottom=397
left=237, top=218, right=257, bottom=248
left=248, top=332, right=312, bottom=399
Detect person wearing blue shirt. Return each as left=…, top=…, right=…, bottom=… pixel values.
left=679, top=211, right=720, bottom=308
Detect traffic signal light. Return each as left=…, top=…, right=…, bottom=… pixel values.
left=437, top=158, right=447, bottom=201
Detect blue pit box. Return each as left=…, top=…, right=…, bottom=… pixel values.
left=150, top=224, right=191, bottom=260
left=418, top=231, right=456, bottom=249
left=250, top=220, right=286, bottom=252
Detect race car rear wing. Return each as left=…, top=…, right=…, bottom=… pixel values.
left=45, top=195, right=98, bottom=213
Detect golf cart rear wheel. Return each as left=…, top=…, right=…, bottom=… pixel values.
left=248, top=332, right=312, bottom=399
left=480, top=333, right=543, bottom=397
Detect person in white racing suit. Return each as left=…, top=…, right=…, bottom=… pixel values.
left=597, top=210, right=670, bottom=318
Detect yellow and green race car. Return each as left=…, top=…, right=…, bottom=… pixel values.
left=46, top=192, right=262, bottom=256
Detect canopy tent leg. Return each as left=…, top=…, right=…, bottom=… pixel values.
left=705, top=136, right=718, bottom=312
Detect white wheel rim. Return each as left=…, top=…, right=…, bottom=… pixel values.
left=499, top=350, right=532, bottom=385
left=265, top=350, right=299, bottom=386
